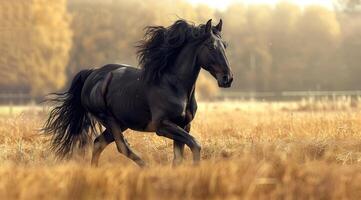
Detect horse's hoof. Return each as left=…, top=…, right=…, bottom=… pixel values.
left=136, top=160, right=147, bottom=168
left=172, top=159, right=183, bottom=167
left=192, top=160, right=200, bottom=166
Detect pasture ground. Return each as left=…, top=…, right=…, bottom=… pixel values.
left=1, top=99, right=361, bottom=199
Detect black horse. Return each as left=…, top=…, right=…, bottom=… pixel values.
left=43, top=19, right=233, bottom=167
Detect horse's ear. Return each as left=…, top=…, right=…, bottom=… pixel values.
left=205, top=19, right=212, bottom=34
left=215, top=19, right=223, bottom=32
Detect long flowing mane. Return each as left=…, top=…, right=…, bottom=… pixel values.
left=136, top=20, right=207, bottom=83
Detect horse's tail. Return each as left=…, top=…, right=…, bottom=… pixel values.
left=43, top=69, right=96, bottom=159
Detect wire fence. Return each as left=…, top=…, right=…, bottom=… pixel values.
left=0, top=93, right=34, bottom=104
left=1, top=90, right=361, bottom=104
left=217, top=90, right=361, bottom=101
left=0, top=93, right=43, bottom=115
left=0, top=91, right=361, bottom=115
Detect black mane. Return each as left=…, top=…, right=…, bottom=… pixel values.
left=136, top=20, right=208, bottom=83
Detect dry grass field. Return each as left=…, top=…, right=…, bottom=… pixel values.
left=1, top=99, right=361, bottom=199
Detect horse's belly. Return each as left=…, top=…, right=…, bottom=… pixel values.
left=110, top=101, right=151, bottom=130
left=111, top=102, right=157, bottom=132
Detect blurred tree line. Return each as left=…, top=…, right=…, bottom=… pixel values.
left=1, top=0, right=361, bottom=97
left=0, top=0, right=72, bottom=95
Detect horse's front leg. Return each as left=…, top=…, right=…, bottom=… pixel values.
left=157, top=120, right=201, bottom=164
left=173, top=124, right=191, bottom=166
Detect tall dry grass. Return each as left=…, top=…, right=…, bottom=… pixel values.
left=1, top=100, right=361, bottom=199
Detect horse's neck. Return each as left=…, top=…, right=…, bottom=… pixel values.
left=171, top=43, right=201, bottom=93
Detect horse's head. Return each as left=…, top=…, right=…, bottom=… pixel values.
left=197, top=19, right=233, bottom=88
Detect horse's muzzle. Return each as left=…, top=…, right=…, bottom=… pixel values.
left=217, top=73, right=233, bottom=88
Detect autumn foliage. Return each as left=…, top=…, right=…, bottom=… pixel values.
left=0, top=0, right=72, bottom=95
left=1, top=0, right=361, bottom=96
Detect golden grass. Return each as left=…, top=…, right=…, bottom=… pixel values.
left=1, top=100, right=361, bottom=199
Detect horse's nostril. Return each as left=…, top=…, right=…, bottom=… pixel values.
left=222, top=75, right=228, bottom=82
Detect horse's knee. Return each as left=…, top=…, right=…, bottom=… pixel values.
left=93, top=137, right=105, bottom=152
left=114, top=140, right=129, bottom=155
left=191, top=140, right=201, bottom=152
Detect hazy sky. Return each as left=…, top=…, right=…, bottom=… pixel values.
left=186, top=0, right=335, bottom=10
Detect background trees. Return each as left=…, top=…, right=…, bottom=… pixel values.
left=1, top=0, right=361, bottom=97
left=0, top=0, right=72, bottom=95
left=219, top=3, right=344, bottom=92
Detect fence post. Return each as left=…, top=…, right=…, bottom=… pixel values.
left=9, top=101, right=13, bottom=115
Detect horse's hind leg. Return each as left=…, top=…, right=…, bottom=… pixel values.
left=91, top=129, right=114, bottom=166
left=173, top=124, right=191, bottom=166
left=109, top=121, right=146, bottom=167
